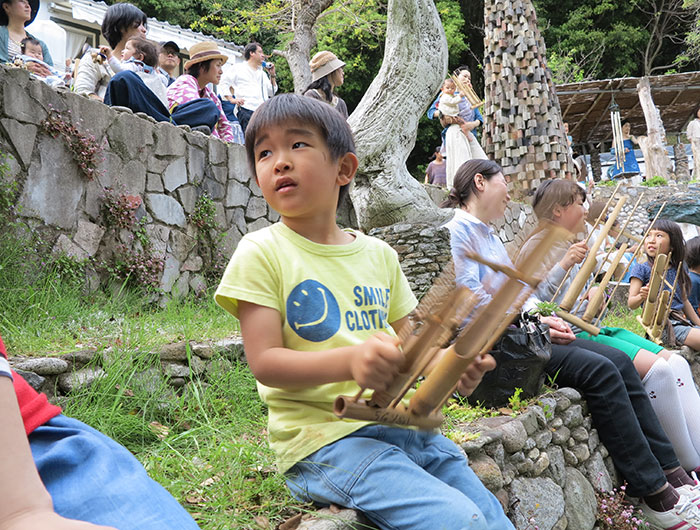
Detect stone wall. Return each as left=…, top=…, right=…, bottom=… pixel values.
left=0, top=65, right=277, bottom=296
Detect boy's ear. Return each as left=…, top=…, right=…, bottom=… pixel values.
left=336, top=152, right=359, bottom=187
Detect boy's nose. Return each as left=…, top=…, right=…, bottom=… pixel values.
left=273, top=158, right=291, bottom=172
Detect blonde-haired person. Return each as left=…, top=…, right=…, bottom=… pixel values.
left=167, top=41, right=243, bottom=143
left=303, top=51, right=348, bottom=119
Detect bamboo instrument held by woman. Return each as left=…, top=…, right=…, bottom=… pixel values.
left=334, top=224, right=568, bottom=429
left=451, top=71, right=482, bottom=110
left=636, top=253, right=680, bottom=345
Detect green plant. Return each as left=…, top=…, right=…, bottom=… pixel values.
left=596, top=482, right=649, bottom=529
left=190, top=194, right=218, bottom=233
left=598, top=180, right=617, bottom=187
left=508, top=387, right=526, bottom=412
left=530, top=301, right=559, bottom=317
left=190, top=193, right=226, bottom=284
left=102, top=187, right=142, bottom=230
left=40, top=106, right=103, bottom=181
left=641, top=176, right=668, bottom=187
left=50, top=253, right=87, bottom=288
left=106, top=244, right=164, bottom=291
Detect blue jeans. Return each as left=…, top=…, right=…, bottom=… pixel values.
left=285, top=425, right=514, bottom=530
left=105, top=70, right=171, bottom=123
left=30, top=415, right=199, bottom=530
left=547, top=339, right=678, bottom=497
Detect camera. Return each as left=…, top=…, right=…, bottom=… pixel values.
left=262, top=60, right=274, bottom=69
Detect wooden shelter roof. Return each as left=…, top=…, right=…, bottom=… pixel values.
left=556, top=71, right=700, bottom=146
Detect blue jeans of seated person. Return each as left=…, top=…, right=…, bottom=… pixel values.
left=219, top=97, right=241, bottom=125
left=30, top=414, right=199, bottom=530
left=285, top=424, right=514, bottom=530
left=547, top=338, right=678, bottom=498
left=170, top=98, right=220, bottom=132
left=105, top=70, right=171, bottom=122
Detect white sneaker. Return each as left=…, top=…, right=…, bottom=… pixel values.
left=676, top=483, right=700, bottom=508
left=640, top=490, right=700, bottom=529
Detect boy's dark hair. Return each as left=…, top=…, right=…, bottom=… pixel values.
left=126, top=37, right=158, bottom=67
left=531, top=179, right=586, bottom=220
left=686, top=236, right=700, bottom=270
left=440, top=159, right=503, bottom=208
left=244, top=94, right=356, bottom=204
left=185, top=59, right=213, bottom=78
left=244, top=42, right=262, bottom=60
left=101, top=3, right=147, bottom=49
left=20, top=36, right=41, bottom=54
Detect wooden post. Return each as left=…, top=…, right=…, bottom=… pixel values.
left=637, top=76, right=672, bottom=180
left=589, top=143, right=601, bottom=181
left=673, top=135, right=690, bottom=181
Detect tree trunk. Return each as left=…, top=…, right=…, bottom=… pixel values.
left=637, top=76, right=672, bottom=180
left=273, top=0, right=333, bottom=93
left=346, top=0, right=452, bottom=230
left=673, top=135, right=690, bottom=180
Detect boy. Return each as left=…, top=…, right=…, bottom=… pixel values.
left=215, top=94, right=512, bottom=530
left=18, top=37, right=67, bottom=89
left=687, top=236, right=700, bottom=316
left=0, top=333, right=200, bottom=530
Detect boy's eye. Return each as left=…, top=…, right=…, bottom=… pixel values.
left=292, top=142, right=308, bottom=149
left=257, top=149, right=271, bottom=160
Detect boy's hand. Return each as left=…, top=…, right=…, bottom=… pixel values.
left=456, top=354, right=496, bottom=397
left=560, top=241, right=588, bottom=270
left=98, top=46, right=112, bottom=59
left=350, top=333, right=403, bottom=391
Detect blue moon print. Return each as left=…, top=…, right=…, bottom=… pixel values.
left=286, top=280, right=341, bottom=342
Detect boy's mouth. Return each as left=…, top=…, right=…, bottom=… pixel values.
left=275, top=178, right=296, bottom=192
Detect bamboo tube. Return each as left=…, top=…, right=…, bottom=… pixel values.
left=593, top=202, right=667, bottom=326
left=550, top=182, right=623, bottom=303
left=641, top=253, right=668, bottom=327
left=572, top=194, right=644, bottom=315
left=649, top=261, right=682, bottom=343
left=560, top=196, right=627, bottom=312
left=555, top=310, right=600, bottom=335
left=334, top=398, right=443, bottom=430
left=451, top=72, right=482, bottom=109
left=582, top=244, right=629, bottom=322
left=408, top=226, right=567, bottom=418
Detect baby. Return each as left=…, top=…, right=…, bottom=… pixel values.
left=18, top=37, right=68, bottom=88
left=437, top=78, right=472, bottom=139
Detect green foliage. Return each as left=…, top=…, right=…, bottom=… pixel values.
left=531, top=301, right=560, bottom=317
left=51, top=253, right=88, bottom=288
left=507, top=387, right=525, bottom=412
left=0, top=155, right=19, bottom=224
left=598, top=179, right=618, bottom=187
left=190, top=193, right=227, bottom=284
left=641, top=175, right=668, bottom=187
left=547, top=50, right=586, bottom=84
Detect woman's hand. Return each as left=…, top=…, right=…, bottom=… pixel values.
left=540, top=315, right=576, bottom=345
left=25, top=61, right=51, bottom=78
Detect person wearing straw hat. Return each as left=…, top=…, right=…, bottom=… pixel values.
left=218, top=41, right=277, bottom=134
left=303, top=50, right=348, bottom=119
left=0, top=0, right=52, bottom=77
left=167, top=41, right=244, bottom=143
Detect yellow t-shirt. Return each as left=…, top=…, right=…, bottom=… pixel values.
left=215, top=223, right=418, bottom=472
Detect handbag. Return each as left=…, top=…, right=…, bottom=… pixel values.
left=466, top=312, right=552, bottom=409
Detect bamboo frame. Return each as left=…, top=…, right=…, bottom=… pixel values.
left=334, top=225, right=568, bottom=429
left=451, top=71, right=482, bottom=110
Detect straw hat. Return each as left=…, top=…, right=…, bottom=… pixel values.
left=309, top=51, right=345, bottom=82
left=184, top=41, right=228, bottom=70
left=0, top=0, right=39, bottom=27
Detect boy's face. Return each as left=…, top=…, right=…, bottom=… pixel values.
left=24, top=42, right=43, bottom=60
left=252, top=120, right=356, bottom=223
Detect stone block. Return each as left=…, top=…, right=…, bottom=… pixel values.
left=209, top=136, right=227, bottom=164
left=189, top=274, right=207, bottom=296
left=119, top=159, right=146, bottom=195
left=147, top=172, right=164, bottom=192
left=221, top=226, right=243, bottom=258
left=225, top=180, right=251, bottom=207
left=14, top=369, right=45, bottom=391
left=145, top=223, right=170, bottom=259
left=106, top=112, right=154, bottom=159
left=146, top=193, right=186, bottom=227
left=160, top=341, right=189, bottom=361
left=500, top=418, right=528, bottom=453
left=20, top=136, right=85, bottom=229
left=13, top=357, right=68, bottom=375
left=508, top=476, right=564, bottom=529
left=563, top=468, right=596, bottom=530
left=245, top=196, right=268, bottom=220
left=169, top=229, right=194, bottom=261
left=178, top=185, right=198, bottom=214
left=160, top=254, right=180, bottom=292
left=58, top=367, right=105, bottom=393
left=228, top=144, right=251, bottom=182
left=3, top=74, right=45, bottom=124
left=173, top=270, right=190, bottom=298
left=203, top=177, right=225, bottom=200
left=154, top=122, right=187, bottom=156
left=162, top=362, right=189, bottom=378
left=187, top=144, right=206, bottom=184
left=246, top=217, right=269, bottom=232
left=52, top=234, right=88, bottom=260
left=0, top=119, right=36, bottom=166
left=469, top=453, right=504, bottom=492
left=73, top=219, right=105, bottom=257
left=163, top=158, right=187, bottom=192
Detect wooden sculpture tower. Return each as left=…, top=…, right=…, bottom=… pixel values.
left=482, top=0, right=571, bottom=194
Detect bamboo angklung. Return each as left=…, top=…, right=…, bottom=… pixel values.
left=451, top=70, right=482, bottom=110
left=334, top=225, right=568, bottom=429
left=593, top=202, right=668, bottom=327
left=571, top=193, right=645, bottom=316
left=636, top=252, right=679, bottom=345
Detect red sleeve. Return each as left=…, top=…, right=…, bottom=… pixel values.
left=0, top=335, right=61, bottom=434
